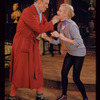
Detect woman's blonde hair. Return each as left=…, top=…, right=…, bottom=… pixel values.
left=60, top=4, right=75, bottom=18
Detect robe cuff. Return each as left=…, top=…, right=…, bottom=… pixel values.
left=49, top=21, right=54, bottom=31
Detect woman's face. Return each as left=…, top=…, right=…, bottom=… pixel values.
left=57, top=6, right=67, bottom=20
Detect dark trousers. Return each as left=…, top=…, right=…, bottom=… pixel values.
left=61, top=53, right=87, bottom=98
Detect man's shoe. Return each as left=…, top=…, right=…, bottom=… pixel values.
left=36, top=96, right=49, bottom=100
left=56, top=95, right=67, bottom=100
left=7, top=95, right=21, bottom=100
left=7, top=97, right=19, bottom=100
left=7, top=95, right=17, bottom=100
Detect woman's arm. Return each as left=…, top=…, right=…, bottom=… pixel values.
left=69, top=24, right=84, bottom=46
left=51, top=31, right=74, bottom=45
left=59, top=33, right=74, bottom=45
left=41, top=33, right=61, bottom=45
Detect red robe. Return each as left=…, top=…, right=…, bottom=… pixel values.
left=9, top=4, right=54, bottom=89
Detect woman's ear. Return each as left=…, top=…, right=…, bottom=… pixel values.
left=65, top=11, right=68, bottom=18
left=62, top=12, right=66, bottom=18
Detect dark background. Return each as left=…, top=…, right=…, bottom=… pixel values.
left=0, top=0, right=99, bottom=100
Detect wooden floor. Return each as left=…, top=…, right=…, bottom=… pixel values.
left=5, top=81, right=96, bottom=100
left=5, top=51, right=96, bottom=100
left=41, top=52, right=96, bottom=84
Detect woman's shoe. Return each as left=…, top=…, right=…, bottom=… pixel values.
left=83, top=97, right=88, bottom=100
left=56, top=95, right=67, bottom=100
left=36, top=96, right=49, bottom=100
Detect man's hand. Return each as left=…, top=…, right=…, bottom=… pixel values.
left=41, top=33, right=48, bottom=39
left=51, top=15, right=60, bottom=25
left=41, top=33, right=52, bottom=42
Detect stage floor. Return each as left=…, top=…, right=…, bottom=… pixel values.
left=41, top=52, right=96, bottom=85
left=5, top=81, right=96, bottom=100
left=5, top=51, right=96, bottom=100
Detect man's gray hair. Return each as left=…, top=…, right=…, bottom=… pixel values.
left=34, top=0, right=38, bottom=2
left=34, top=0, right=43, bottom=2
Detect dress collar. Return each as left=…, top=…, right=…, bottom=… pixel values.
left=61, top=18, right=71, bottom=26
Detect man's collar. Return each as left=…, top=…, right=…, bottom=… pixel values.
left=34, top=4, right=42, bottom=15
left=34, top=4, right=42, bottom=22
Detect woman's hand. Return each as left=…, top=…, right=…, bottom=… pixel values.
left=51, top=32, right=65, bottom=40
left=59, top=33, right=65, bottom=40
left=59, top=33, right=74, bottom=45
left=51, top=31, right=60, bottom=38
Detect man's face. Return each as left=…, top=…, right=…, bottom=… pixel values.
left=39, top=0, right=49, bottom=12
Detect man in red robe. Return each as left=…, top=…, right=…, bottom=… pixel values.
left=9, top=0, right=59, bottom=100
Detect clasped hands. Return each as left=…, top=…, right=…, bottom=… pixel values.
left=41, top=31, right=64, bottom=40
left=51, top=31, right=65, bottom=40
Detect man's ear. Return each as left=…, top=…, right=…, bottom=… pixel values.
left=38, top=0, right=42, bottom=4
